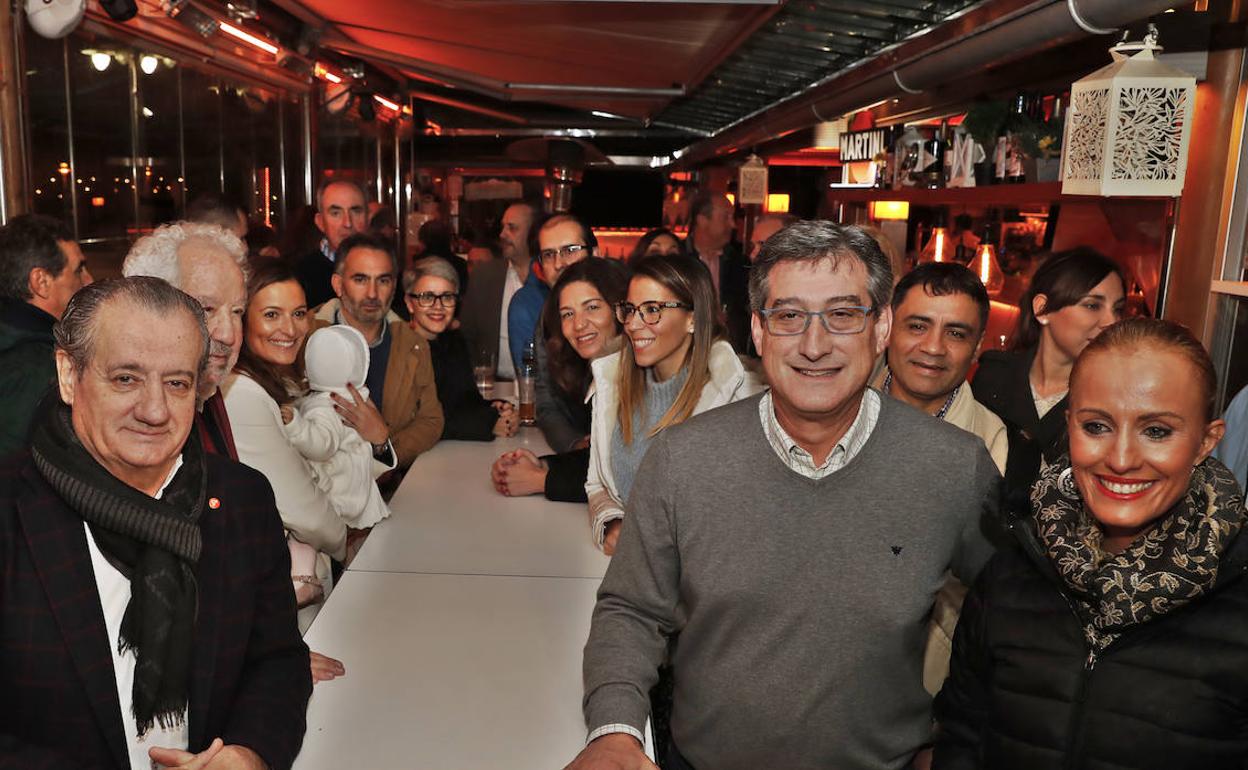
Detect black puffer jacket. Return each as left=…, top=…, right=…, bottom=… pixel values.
left=934, top=510, right=1248, bottom=770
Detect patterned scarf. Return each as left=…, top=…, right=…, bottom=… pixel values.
left=29, top=397, right=205, bottom=736
left=1032, top=455, right=1247, bottom=652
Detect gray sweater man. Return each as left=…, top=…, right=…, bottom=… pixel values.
left=566, top=221, right=1002, bottom=770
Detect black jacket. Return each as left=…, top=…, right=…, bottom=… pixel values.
left=971, top=347, right=1068, bottom=511
left=934, top=511, right=1248, bottom=770
left=430, top=329, right=498, bottom=442
left=293, top=247, right=337, bottom=310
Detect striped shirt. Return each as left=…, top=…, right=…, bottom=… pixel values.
left=759, top=388, right=880, bottom=479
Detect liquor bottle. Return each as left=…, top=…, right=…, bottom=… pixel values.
left=518, top=337, right=537, bottom=426
left=922, top=122, right=948, bottom=189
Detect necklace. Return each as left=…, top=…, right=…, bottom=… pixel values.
left=882, top=370, right=959, bottom=421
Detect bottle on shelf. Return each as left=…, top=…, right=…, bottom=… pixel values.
left=922, top=121, right=948, bottom=189
left=518, top=337, right=537, bottom=426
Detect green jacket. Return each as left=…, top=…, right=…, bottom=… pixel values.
left=0, top=306, right=57, bottom=457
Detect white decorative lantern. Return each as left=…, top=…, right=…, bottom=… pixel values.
left=1062, top=26, right=1196, bottom=197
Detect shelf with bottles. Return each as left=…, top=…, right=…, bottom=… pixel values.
left=826, top=182, right=1177, bottom=207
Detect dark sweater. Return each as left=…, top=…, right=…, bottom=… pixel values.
left=935, top=510, right=1248, bottom=770
left=971, top=347, right=1068, bottom=512
left=430, top=329, right=498, bottom=442
left=0, top=302, right=57, bottom=457
left=584, top=394, right=1003, bottom=770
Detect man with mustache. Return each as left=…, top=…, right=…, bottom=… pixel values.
left=312, top=232, right=443, bottom=473
left=124, top=221, right=248, bottom=461
left=873, top=261, right=1007, bottom=696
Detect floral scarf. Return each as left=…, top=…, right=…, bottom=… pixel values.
left=1032, top=455, right=1247, bottom=652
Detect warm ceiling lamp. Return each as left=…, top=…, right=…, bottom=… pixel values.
left=314, top=62, right=342, bottom=84
left=919, top=226, right=950, bottom=263
left=218, top=21, right=279, bottom=55
left=973, top=241, right=1005, bottom=296
left=766, top=193, right=790, bottom=213
left=869, top=200, right=909, bottom=221
left=373, top=94, right=401, bottom=112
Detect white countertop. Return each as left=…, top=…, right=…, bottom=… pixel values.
left=294, top=571, right=600, bottom=770
left=349, top=430, right=611, bottom=580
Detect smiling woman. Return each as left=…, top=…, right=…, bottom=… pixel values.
left=935, top=318, right=1248, bottom=770
left=221, top=262, right=348, bottom=632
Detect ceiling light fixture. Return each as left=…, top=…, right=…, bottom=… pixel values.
left=373, top=95, right=400, bottom=112
left=218, top=21, right=279, bottom=55
left=91, top=52, right=112, bottom=71
left=140, top=54, right=158, bottom=74
left=314, top=63, right=343, bottom=84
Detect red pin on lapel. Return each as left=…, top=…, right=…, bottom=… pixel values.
left=208, top=497, right=221, bottom=509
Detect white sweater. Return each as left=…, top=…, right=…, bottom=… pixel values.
left=221, top=372, right=348, bottom=561
left=584, top=339, right=760, bottom=547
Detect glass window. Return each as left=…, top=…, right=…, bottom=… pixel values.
left=67, top=37, right=135, bottom=260
left=181, top=66, right=223, bottom=206
left=135, top=53, right=181, bottom=229
left=25, top=34, right=69, bottom=226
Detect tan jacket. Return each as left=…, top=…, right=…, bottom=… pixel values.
left=312, top=300, right=444, bottom=468
left=872, top=367, right=1007, bottom=695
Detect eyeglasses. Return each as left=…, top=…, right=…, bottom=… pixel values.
left=407, top=291, right=459, bottom=308
left=757, top=305, right=875, bottom=336
left=538, top=244, right=589, bottom=263
left=615, top=300, right=693, bottom=325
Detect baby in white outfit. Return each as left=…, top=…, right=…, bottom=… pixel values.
left=282, top=325, right=390, bottom=531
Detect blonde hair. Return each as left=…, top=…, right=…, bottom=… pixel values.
left=617, top=254, right=724, bottom=443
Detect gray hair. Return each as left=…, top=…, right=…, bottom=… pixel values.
left=748, top=221, right=894, bottom=312
left=122, top=221, right=250, bottom=287
left=55, top=276, right=210, bottom=380
left=403, top=256, right=460, bottom=293
left=315, top=178, right=369, bottom=213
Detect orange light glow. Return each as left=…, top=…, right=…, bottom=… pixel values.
left=91, top=196, right=105, bottom=207
left=920, top=227, right=949, bottom=264
left=314, top=63, right=343, bottom=84
left=726, top=193, right=735, bottom=206
left=374, top=95, right=401, bottom=112
left=57, top=162, right=70, bottom=176
left=218, top=22, right=280, bottom=55
left=766, top=193, right=790, bottom=213
left=869, top=200, right=909, bottom=221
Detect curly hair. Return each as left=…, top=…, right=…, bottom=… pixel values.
left=122, top=220, right=250, bottom=286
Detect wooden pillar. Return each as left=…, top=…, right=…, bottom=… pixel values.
left=1165, top=2, right=1246, bottom=340
left=0, top=0, right=27, bottom=222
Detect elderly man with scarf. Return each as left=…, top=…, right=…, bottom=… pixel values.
left=0, top=277, right=311, bottom=770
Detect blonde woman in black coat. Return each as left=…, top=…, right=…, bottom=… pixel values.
left=936, top=319, right=1248, bottom=770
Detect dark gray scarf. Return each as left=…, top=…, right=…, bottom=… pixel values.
left=30, top=398, right=205, bottom=736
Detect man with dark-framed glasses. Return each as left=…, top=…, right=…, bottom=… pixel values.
left=569, top=221, right=1002, bottom=770
left=506, top=213, right=596, bottom=376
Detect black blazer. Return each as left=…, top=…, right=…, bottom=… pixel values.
left=293, top=247, right=336, bottom=310
left=689, top=242, right=752, bottom=354
left=431, top=329, right=499, bottom=442
left=0, top=452, right=312, bottom=770
left=457, top=259, right=510, bottom=374
left=971, top=347, right=1068, bottom=511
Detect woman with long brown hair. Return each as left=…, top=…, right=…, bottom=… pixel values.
left=973, top=247, right=1126, bottom=508
left=585, top=254, right=757, bottom=553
